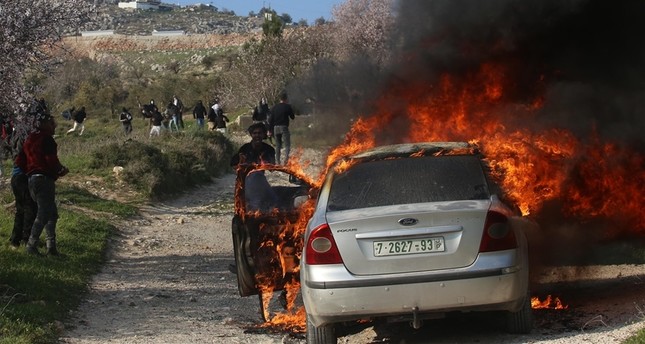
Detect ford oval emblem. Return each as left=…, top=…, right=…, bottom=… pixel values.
left=398, top=218, right=418, bottom=226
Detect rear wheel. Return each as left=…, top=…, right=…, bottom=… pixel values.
left=306, top=314, right=336, bottom=344
left=506, top=291, right=533, bottom=334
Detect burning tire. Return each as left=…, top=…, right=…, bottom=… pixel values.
left=506, top=290, right=533, bottom=334
left=306, top=314, right=336, bottom=344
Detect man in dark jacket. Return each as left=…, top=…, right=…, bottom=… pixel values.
left=192, top=100, right=207, bottom=130
left=268, top=93, right=295, bottom=165
left=119, top=107, right=133, bottom=135
left=9, top=123, right=37, bottom=248
left=17, top=113, right=69, bottom=255
left=252, top=98, right=270, bottom=124
left=214, top=107, right=230, bottom=134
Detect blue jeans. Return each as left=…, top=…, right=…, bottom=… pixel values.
left=27, top=175, right=58, bottom=247
left=169, top=116, right=179, bottom=132
left=196, top=118, right=204, bottom=129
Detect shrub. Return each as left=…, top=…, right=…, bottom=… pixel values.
left=88, top=132, right=234, bottom=199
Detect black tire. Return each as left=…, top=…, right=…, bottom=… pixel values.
left=506, top=291, right=533, bottom=334
left=306, top=314, right=337, bottom=344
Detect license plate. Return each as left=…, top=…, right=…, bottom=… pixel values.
left=374, top=237, right=445, bottom=257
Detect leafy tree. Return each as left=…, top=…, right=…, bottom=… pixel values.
left=297, top=19, right=309, bottom=27
left=262, top=11, right=284, bottom=37
left=280, top=13, right=293, bottom=24
left=314, top=17, right=327, bottom=26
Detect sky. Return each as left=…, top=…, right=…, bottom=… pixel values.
left=171, top=0, right=346, bottom=23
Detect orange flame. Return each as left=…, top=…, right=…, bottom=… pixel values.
left=249, top=60, right=644, bottom=333
left=531, top=295, right=569, bottom=310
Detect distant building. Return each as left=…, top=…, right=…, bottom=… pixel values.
left=151, top=30, right=185, bottom=36
left=81, top=30, right=115, bottom=36
left=118, top=1, right=161, bottom=10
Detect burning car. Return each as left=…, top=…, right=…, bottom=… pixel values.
left=231, top=163, right=313, bottom=321
left=301, top=142, right=533, bottom=343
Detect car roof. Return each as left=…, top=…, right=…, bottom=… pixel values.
left=348, top=142, right=477, bottom=161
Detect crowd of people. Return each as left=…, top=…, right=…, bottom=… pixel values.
left=2, top=91, right=298, bottom=256
left=135, top=96, right=232, bottom=137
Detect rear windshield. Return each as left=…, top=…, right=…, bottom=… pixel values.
left=327, top=155, right=490, bottom=211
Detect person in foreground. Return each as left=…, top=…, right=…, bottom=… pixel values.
left=17, top=113, right=69, bottom=256
left=230, top=122, right=275, bottom=167
left=228, top=122, right=276, bottom=274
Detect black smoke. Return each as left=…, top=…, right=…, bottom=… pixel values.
left=295, top=0, right=645, bottom=147
left=293, top=0, right=645, bottom=266
left=392, top=0, right=645, bottom=145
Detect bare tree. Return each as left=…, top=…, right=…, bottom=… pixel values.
left=331, top=0, right=396, bottom=67
left=0, top=0, right=94, bottom=132
left=222, top=26, right=332, bottom=109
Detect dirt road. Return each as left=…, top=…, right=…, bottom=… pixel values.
left=60, top=171, right=645, bottom=344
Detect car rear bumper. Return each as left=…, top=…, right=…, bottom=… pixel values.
left=301, top=250, right=528, bottom=326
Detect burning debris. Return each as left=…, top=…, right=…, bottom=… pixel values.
left=532, top=295, right=569, bottom=310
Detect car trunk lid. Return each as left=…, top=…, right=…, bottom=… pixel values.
left=326, top=200, right=491, bottom=275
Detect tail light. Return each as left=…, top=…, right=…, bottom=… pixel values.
left=305, top=223, right=343, bottom=265
left=479, top=210, right=517, bottom=252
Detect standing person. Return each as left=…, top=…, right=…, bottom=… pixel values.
left=173, top=95, right=184, bottom=129
left=214, top=106, right=230, bottom=134
left=9, top=123, right=37, bottom=248
left=206, top=103, right=218, bottom=131
left=66, top=106, right=87, bottom=136
left=268, top=93, right=295, bottom=165
left=252, top=98, right=270, bottom=124
left=192, top=100, right=207, bottom=130
left=119, top=107, right=133, bottom=136
left=165, top=101, right=179, bottom=132
left=149, top=110, right=164, bottom=137
left=210, top=98, right=221, bottom=117
left=19, top=113, right=69, bottom=255
left=228, top=122, right=277, bottom=272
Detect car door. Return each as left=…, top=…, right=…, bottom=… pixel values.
left=231, top=165, right=313, bottom=297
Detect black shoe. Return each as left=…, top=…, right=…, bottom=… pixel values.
left=228, top=263, right=237, bottom=274
left=47, top=248, right=60, bottom=256
left=26, top=246, right=42, bottom=256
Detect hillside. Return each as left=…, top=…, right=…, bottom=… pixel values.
left=76, top=3, right=265, bottom=35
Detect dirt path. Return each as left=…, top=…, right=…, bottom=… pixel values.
left=60, top=172, right=645, bottom=344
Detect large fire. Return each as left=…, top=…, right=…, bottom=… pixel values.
left=245, top=61, right=644, bottom=332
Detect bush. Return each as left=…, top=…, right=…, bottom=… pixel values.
left=89, top=132, right=234, bottom=199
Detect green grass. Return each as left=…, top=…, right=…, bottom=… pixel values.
left=0, top=207, right=113, bottom=344
left=0, top=139, right=138, bottom=343
left=623, top=328, right=645, bottom=344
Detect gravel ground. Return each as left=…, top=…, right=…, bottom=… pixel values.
left=59, top=139, right=645, bottom=344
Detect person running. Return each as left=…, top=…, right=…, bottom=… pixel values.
left=66, top=106, right=87, bottom=136
left=214, top=106, right=230, bottom=134
left=149, top=110, right=164, bottom=137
